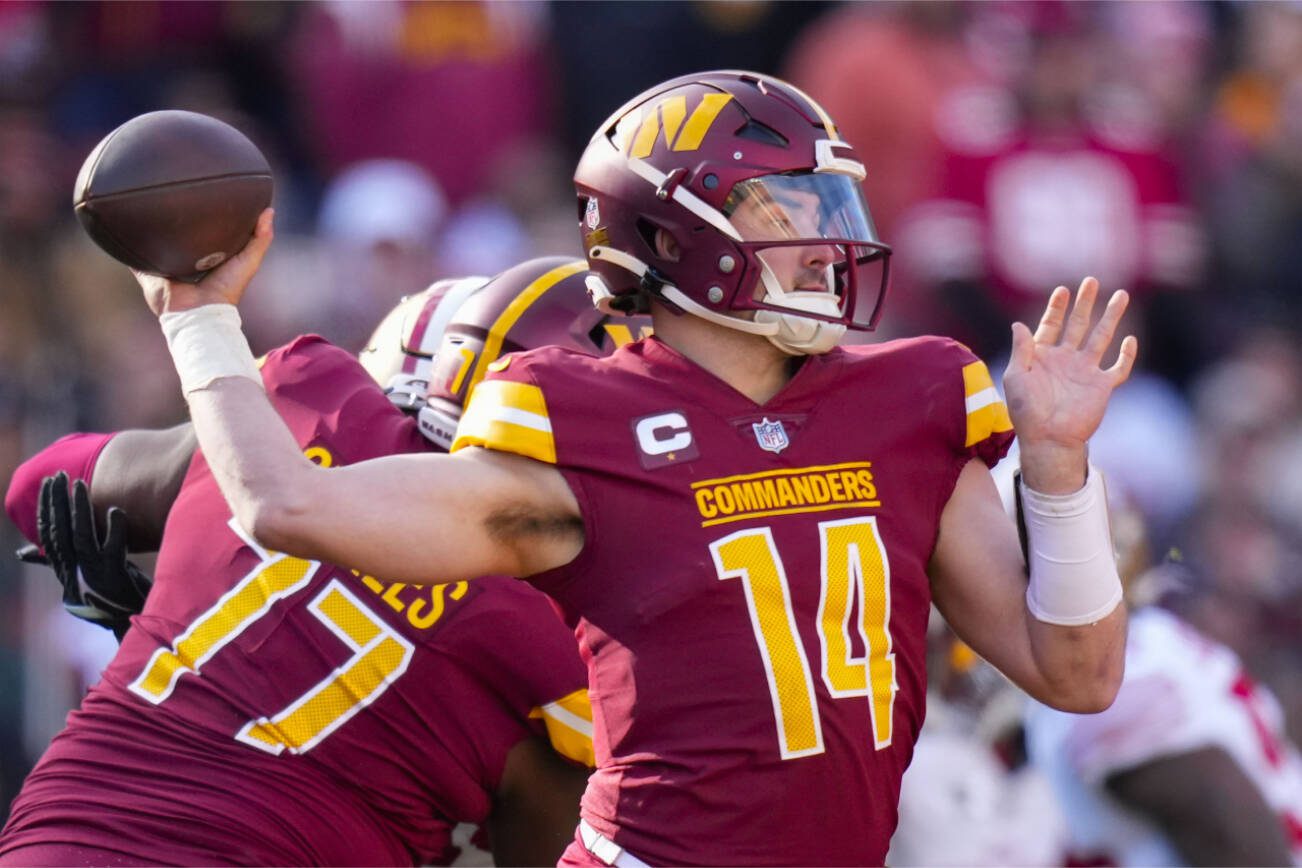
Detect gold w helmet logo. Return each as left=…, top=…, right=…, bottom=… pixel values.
left=615, top=94, right=734, bottom=159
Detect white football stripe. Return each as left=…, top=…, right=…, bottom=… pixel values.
left=965, top=387, right=1001, bottom=414
left=541, top=702, right=594, bottom=738
left=491, top=406, right=553, bottom=433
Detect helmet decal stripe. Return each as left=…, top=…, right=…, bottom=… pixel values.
left=672, top=93, right=733, bottom=151
left=614, top=110, right=644, bottom=153
left=778, top=78, right=841, bottom=141
left=627, top=93, right=734, bottom=158
left=467, top=260, right=586, bottom=393
left=411, top=276, right=490, bottom=357
left=630, top=108, right=663, bottom=159
left=625, top=157, right=743, bottom=242
left=659, top=98, right=687, bottom=149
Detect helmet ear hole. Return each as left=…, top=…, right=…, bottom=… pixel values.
left=635, top=218, right=659, bottom=252
left=637, top=218, right=681, bottom=263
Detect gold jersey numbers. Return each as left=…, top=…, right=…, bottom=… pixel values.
left=709, top=516, right=897, bottom=758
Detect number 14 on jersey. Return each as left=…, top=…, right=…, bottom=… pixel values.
left=710, top=517, right=897, bottom=759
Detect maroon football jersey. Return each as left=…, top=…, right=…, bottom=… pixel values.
left=453, top=335, right=1013, bottom=866
left=0, top=336, right=592, bottom=866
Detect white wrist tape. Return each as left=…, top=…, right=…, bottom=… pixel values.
left=1021, top=465, right=1123, bottom=626
left=159, top=305, right=263, bottom=395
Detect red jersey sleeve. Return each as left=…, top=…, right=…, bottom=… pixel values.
left=4, top=431, right=116, bottom=545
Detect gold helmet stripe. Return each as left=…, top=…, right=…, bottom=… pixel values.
left=466, top=259, right=586, bottom=394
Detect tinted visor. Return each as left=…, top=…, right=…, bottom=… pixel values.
left=724, top=173, right=882, bottom=247
left=724, top=173, right=891, bottom=330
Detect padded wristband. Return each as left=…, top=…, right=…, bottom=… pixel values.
left=1021, top=465, right=1123, bottom=626
left=159, top=305, right=262, bottom=395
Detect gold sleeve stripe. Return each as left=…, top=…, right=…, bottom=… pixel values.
left=961, top=360, right=1012, bottom=446
left=530, top=688, right=595, bottom=768
left=451, top=380, right=556, bottom=463
left=466, top=260, right=586, bottom=394
left=961, top=359, right=996, bottom=397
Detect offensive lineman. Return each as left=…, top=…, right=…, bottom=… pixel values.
left=128, top=71, right=1134, bottom=865
left=1, top=258, right=632, bottom=866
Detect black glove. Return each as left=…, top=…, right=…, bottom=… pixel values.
left=37, top=472, right=153, bottom=640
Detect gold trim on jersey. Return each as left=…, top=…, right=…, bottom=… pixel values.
left=530, top=688, right=595, bottom=768
left=692, top=462, right=880, bottom=528
left=451, top=379, right=557, bottom=464
left=961, top=360, right=1013, bottom=447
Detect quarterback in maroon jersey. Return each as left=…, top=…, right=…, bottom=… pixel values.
left=0, top=258, right=635, bottom=866
left=130, top=71, right=1136, bottom=866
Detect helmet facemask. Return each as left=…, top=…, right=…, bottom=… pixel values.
left=726, top=172, right=885, bottom=354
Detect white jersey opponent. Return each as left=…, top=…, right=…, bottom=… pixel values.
left=1025, top=605, right=1302, bottom=866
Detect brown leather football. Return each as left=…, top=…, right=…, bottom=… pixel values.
left=73, top=110, right=273, bottom=282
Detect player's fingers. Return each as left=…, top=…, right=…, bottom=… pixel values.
left=45, top=473, right=74, bottom=573
left=194, top=208, right=274, bottom=307
left=71, top=479, right=99, bottom=551
left=1006, top=321, right=1035, bottom=373
left=104, top=507, right=128, bottom=559
left=1033, top=286, right=1070, bottom=344
left=1106, top=335, right=1139, bottom=387
left=1082, top=290, right=1130, bottom=364
left=1060, top=277, right=1100, bottom=349
left=233, top=208, right=275, bottom=269
left=37, top=476, right=54, bottom=551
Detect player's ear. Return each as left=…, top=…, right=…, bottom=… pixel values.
left=653, top=228, right=680, bottom=262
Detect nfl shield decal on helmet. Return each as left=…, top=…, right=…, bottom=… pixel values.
left=752, top=417, right=789, bottom=454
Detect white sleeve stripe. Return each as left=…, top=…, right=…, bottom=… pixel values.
left=487, top=406, right=553, bottom=433
left=541, top=702, right=594, bottom=737
left=965, top=387, right=1001, bottom=414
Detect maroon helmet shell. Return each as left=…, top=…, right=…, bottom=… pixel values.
left=418, top=256, right=652, bottom=449
left=574, top=69, right=891, bottom=339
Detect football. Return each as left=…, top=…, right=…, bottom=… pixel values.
left=73, top=110, right=273, bottom=282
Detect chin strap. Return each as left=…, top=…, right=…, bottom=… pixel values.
left=755, top=292, right=846, bottom=355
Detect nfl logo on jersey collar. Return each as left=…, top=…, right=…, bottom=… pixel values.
left=752, top=417, right=789, bottom=454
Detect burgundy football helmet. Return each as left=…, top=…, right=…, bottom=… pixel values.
left=358, top=274, right=491, bottom=410
left=574, top=70, right=891, bottom=355
left=418, top=256, right=652, bottom=449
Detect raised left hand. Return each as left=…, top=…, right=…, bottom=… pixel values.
left=1003, top=277, right=1138, bottom=490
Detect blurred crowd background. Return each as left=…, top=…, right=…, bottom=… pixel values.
left=1, top=0, right=1301, bottom=862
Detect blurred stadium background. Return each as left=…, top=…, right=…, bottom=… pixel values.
left=1, top=0, right=1300, bottom=860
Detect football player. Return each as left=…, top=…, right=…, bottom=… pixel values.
left=125, top=71, right=1136, bottom=866
left=0, top=257, right=641, bottom=866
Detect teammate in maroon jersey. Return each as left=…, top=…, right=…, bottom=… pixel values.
left=128, top=71, right=1136, bottom=865
left=0, top=258, right=638, bottom=866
